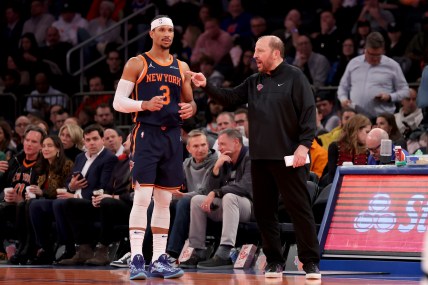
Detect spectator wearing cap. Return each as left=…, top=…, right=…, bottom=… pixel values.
left=315, top=90, right=340, bottom=132
left=52, top=2, right=88, bottom=46
left=22, top=0, right=55, bottom=46
left=385, top=22, right=408, bottom=58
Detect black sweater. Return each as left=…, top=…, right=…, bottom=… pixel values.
left=203, top=62, right=316, bottom=160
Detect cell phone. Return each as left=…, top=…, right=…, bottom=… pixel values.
left=73, top=171, right=83, bottom=179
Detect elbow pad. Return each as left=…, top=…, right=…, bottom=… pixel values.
left=113, top=79, right=141, bottom=113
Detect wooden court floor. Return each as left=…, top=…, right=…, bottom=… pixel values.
left=0, top=267, right=422, bottom=285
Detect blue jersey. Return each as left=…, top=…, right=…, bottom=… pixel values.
left=132, top=53, right=184, bottom=127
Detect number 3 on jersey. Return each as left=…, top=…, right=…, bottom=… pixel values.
left=160, top=85, right=170, bottom=105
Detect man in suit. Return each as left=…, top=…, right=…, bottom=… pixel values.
left=29, top=124, right=117, bottom=265
left=55, top=124, right=118, bottom=265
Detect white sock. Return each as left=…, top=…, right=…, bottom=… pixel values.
left=152, top=233, right=168, bottom=262
left=130, top=230, right=145, bottom=260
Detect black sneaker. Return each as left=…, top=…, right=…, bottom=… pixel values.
left=179, top=253, right=204, bottom=269
left=264, top=262, right=283, bottom=278
left=303, top=262, right=321, bottom=279
left=197, top=255, right=233, bottom=269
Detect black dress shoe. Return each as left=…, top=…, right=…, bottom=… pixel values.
left=9, top=253, right=29, bottom=265
left=28, top=249, right=53, bottom=265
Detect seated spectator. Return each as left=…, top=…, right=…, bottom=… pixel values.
left=326, top=38, right=357, bottom=86
left=375, top=112, right=407, bottom=148
left=29, top=124, right=117, bottom=265
left=180, top=129, right=252, bottom=269
left=144, top=130, right=217, bottom=266
left=59, top=124, right=83, bottom=162
left=315, top=90, right=340, bottom=132
left=74, top=75, right=112, bottom=119
left=55, top=135, right=131, bottom=266
left=212, top=112, right=249, bottom=154
left=103, top=128, right=124, bottom=156
left=220, top=0, right=252, bottom=39
left=16, top=33, right=43, bottom=79
left=21, top=0, right=55, bottom=46
left=224, top=49, right=257, bottom=87
left=12, top=116, right=31, bottom=151
left=0, top=125, right=45, bottom=264
left=271, top=9, right=302, bottom=61
left=395, top=88, right=423, bottom=139
left=39, top=26, right=73, bottom=89
left=354, top=20, right=371, bottom=55
left=326, top=114, right=371, bottom=184
left=293, top=35, right=330, bottom=87
left=25, top=71, right=65, bottom=114
left=234, top=108, right=249, bottom=138
left=78, top=106, right=95, bottom=129
left=191, top=18, right=233, bottom=66
left=366, top=127, right=409, bottom=165
left=100, top=50, right=123, bottom=91
left=311, top=10, right=342, bottom=63
left=52, top=2, right=88, bottom=46
left=385, top=22, right=408, bottom=58
left=310, top=139, right=328, bottom=179
left=94, top=103, right=115, bottom=129
left=86, top=1, right=122, bottom=55
left=357, top=0, right=394, bottom=32
left=0, top=120, right=17, bottom=160
left=180, top=25, right=202, bottom=62
left=203, top=98, right=224, bottom=135
left=17, top=135, right=73, bottom=265
left=238, top=16, right=268, bottom=52
left=199, top=56, right=224, bottom=87
left=318, top=108, right=357, bottom=150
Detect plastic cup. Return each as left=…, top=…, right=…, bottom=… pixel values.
left=93, top=189, right=104, bottom=196
left=4, top=187, right=14, bottom=195
left=26, top=186, right=36, bottom=198
left=56, top=188, right=67, bottom=194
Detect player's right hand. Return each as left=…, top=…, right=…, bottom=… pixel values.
left=142, top=95, right=165, bottom=111
left=186, top=71, right=207, bottom=88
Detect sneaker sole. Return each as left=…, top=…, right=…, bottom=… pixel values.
left=129, top=272, right=148, bottom=280
left=305, top=272, right=322, bottom=279
left=265, top=272, right=283, bottom=278
left=110, top=262, right=129, bottom=268
left=151, top=270, right=184, bottom=279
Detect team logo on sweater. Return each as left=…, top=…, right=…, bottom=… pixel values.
left=257, top=84, right=263, bottom=91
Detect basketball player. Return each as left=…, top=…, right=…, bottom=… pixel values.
left=112, top=15, right=196, bottom=280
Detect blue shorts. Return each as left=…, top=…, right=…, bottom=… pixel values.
left=130, top=123, right=183, bottom=190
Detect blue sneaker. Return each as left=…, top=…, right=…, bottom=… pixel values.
left=129, top=254, right=148, bottom=280
left=150, top=254, right=184, bottom=279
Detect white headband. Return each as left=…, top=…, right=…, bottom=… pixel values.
left=150, top=17, right=174, bottom=31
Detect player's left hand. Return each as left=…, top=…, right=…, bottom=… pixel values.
left=178, top=102, right=193, bottom=119
left=293, top=145, right=309, bottom=168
